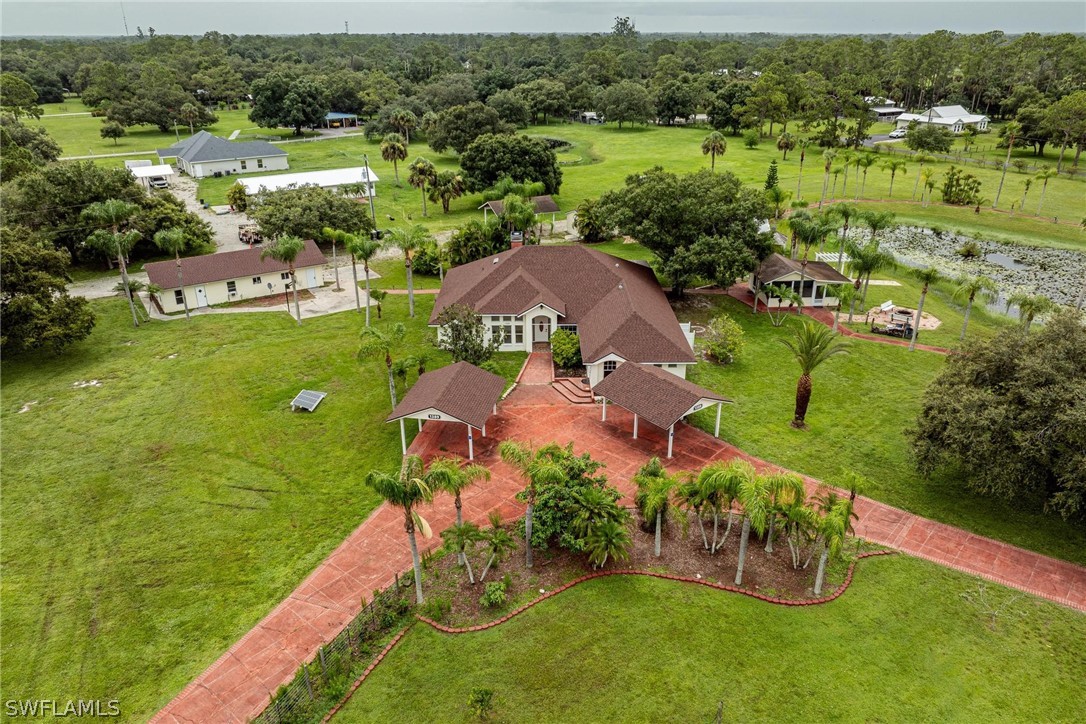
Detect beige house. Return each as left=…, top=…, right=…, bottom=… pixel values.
left=750, top=253, right=852, bottom=309
left=144, top=240, right=326, bottom=313
left=156, top=131, right=289, bottom=179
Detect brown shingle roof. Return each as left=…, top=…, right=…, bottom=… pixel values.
left=385, top=362, right=506, bottom=429
left=592, top=363, right=731, bottom=431
left=755, top=253, right=851, bottom=284
left=144, top=240, right=327, bottom=290
left=478, top=195, right=560, bottom=216
left=432, top=246, right=695, bottom=364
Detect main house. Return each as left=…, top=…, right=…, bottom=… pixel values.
left=895, top=105, right=990, bottom=134
left=157, top=131, right=289, bottom=179
left=431, top=245, right=696, bottom=387
left=749, top=253, right=851, bottom=309
left=144, top=240, right=326, bottom=313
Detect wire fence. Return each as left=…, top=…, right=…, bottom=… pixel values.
left=251, top=570, right=415, bottom=724
left=874, top=143, right=1082, bottom=179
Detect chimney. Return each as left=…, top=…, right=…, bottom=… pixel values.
left=510, top=231, right=524, bottom=249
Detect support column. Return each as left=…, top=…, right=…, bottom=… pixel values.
left=418, top=419, right=423, bottom=431
left=482, top=423, right=486, bottom=437
left=667, top=424, right=674, bottom=458
left=467, top=424, right=474, bottom=460
left=633, top=414, right=639, bottom=440
left=602, top=398, right=607, bottom=421
left=399, top=419, right=407, bottom=455
left=493, top=403, right=498, bottom=414
left=715, top=404, right=722, bottom=438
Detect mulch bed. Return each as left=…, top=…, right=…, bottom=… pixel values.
left=229, top=289, right=316, bottom=308
left=419, top=510, right=859, bottom=628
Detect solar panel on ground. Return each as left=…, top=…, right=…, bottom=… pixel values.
left=291, top=390, right=327, bottom=412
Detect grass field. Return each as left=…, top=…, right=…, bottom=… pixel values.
left=0, top=293, right=524, bottom=720
left=336, top=557, right=1086, bottom=722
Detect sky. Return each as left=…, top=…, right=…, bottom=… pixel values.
left=2, top=1, right=1084, bottom=37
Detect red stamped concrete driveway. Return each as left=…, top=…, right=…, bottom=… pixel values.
left=154, top=353, right=1086, bottom=723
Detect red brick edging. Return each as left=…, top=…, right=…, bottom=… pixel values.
left=320, top=625, right=412, bottom=723
left=417, top=550, right=897, bottom=635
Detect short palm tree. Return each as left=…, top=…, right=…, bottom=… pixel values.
left=837, top=149, right=855, bottom=199
left=1017, top=178, right=1033, bottom=217
left=366, top=455, right=434, bottom=603
left=779, top=321, right=850, bottom=429
left=319, top=227, right=346, bottom=291
left=260, top=235, right=306, bottom=324
left=763, top=283, right=804, bottom=327
left=861, top=210, right=896, bottom=246
left=818, top=149, right=836, bottom=209
left=734, top=470, right=770, bottom=586
left=370, top=289, right=388, bottom=319
left=384, top=225, right=431, bottom=318
left=696, top=460, right=750, bottom=554
left=498, top=441, right=566, bottom=568
left=952, top=274, right=998, bottom=341
left=993, top=121, right=1021, bottom=209
left=428, top=170, right=466, bottom=213
left=441, top=522, right=482, bottom=583
left=796, top=139, right=811, bottom=199
left=845, top=239, right=896, bottom=313
left=910, top=154, right=935, bottom=200
left=826, top=282, right=857, bottom=334
left=152, top=227, right=191, bottom=321
left=479, top=512, right=516, bottom=581
left=380, top=132, right=408, bottom=184
left=634, top=458, right=678, bottom=557
left=763, top=473, right=806, bottom=554
left=777, top=131, right=796, bottom=160
left=854, top=153, right=877, bottom=199
left=343, top=232, right=382, bottom=324
left=81, top=199, right=142, bottom=328
left=427, top=457, right=491, bottom=564
left=812, top=499, right=850, bottom=596
left=357, top=322, right=407, bottom=408
left=585, top=519, right=631, bottom=569
left=830, top=202, right=860, bottom=269
left=701, top=131, right=727, bottom=171
left=765, top=185, right=791, bottom=220
left=920, top=167, right=938, bottom=206
left=407, top=157, right=437, bottom=217
left=1034, top=166, right=1058, bottom=216
left=1006, top=292, right=1055, bottom=330
left=882, top=159, right=908, bottom=198
left=908, top=267, right=940, bottom=351
left=676, top=475, right=711, bottom=550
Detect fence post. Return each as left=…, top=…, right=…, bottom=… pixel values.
left=304, top=663, right=314, bottom=700
left=319, top=645, right=327, bottom=675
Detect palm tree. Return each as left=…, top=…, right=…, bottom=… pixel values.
left=837, top=149, right=855, bottom=200
left=910, top=155, right=935, bottom=200
left=818, top=149, right=836, bottom=209
left=151, top=227, right=191, bottom=321
left=830, top=166, right=843, bottom=200
left=812, top=499, right=850, bottom=596
left=701, top=131, right=727, bottom=171
left=343, top=232, right=382, bottom=324
left=952, top=274, right=998, bottom=341
left=441, top=522, right=482, bottom=583
left=1006, top=292, right=1055, bottom=330
left=366, top=455, right=434, bottom=603
left=825, top=283, right=856, bottom=333
left=676, top=475, right=711, bottom=550
left=882, top=159, right=908, bottom=198
left=319, top=227, right=345, bottom=291
left=427, top=456, right=491, bottom=564
left=734, top=471, right=770, bottom=586
left=498, top=441, right=566, bottom=568
left=634, top=459, right=678, bottom=557
left=777, top=132, right=796, bottom=160
left=908, top=267, right=940, bottom=351
left=845, top=239, right=896, bottom=314
left=779, top=321, right=850, bottom=429
left=854, top=154, right=877, bottom=199
left=261, top=235, right=306, bottom=324
left=357, top=322, right=407, bottom=408
left=993, top=120, right=1021, bottom=209
left=407, top=157, right=437, bottom=216
left=585, top=519, right=631, bottom=569
left=370, top=289, right=388, bottom=319
left=179, top=102, right=199, bottom=135
left=479, top=512, right=516, bottom=581
left=696, top=460, right=750, bottom=554
left=81, top=199, right=142, bottom=328
left=1034, top=167, right=1058, bottom=216
left=388, top=108, right=417, bottom=144
left=830, top=203, right=860, bottom=269
left=786, top=209, right=811, bottom=260
left=861, top=210, right=895, bottom=246
left=765, top=185, right=791, bottom=220
left=383, top=225, right=430, bottom=318
left=1018, top=178, right=1033, bottom=218
left=920, top=167, right=938, bottom=206
left=380, top=133, right=408, bottom=184
left=428, top=170, right=466, bottom=213
left=796, top=139, right=811, bottom=199
left=763, top=473, right=806, bottom=554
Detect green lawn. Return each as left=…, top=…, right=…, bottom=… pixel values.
left=0, top=293, right=524, bottom=720
left=336, top=557, right=1086, bottom=722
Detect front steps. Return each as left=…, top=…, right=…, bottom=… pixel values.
left=552, top=377, right=593, bottom=404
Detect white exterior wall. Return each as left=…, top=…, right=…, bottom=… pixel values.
left=157, top=264, right=323, bottom=313
left=186, top=155, right=289, bottom=179
left=479, top=305, right=562, bottom=353
left=586, top=358, right=690, bottom=388
left=751, top=272, right=841, bottom=308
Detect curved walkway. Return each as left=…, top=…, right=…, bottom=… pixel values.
left=153, top=357, right=1086, bottom=723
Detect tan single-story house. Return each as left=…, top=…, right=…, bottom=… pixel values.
left=895, top=105, right=989, bottom=133
left=144, top=240, right=326, bottom=313
left=750, top=253, right=852, bottom=309
left=431, top=245, right=696, bottom=387
left=156, top=130, right=289, bottom=179
left=479, top=195, right=561, bottom=224
left=239, top=166, right=378, bottom=197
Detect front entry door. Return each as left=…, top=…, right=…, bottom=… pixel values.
left=306, top=268, right=319, bottom=288
left=195, top=287, right=209, bottom=307
left=532, top=315, right=551, bottom=343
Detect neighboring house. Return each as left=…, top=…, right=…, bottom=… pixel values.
left=750, top=253, right=851, bottom=309
left=573, top=111, right=604, bottom=124
left=895, top=105, right=990, bottom=133
left=239, top=167, right=379, bottom=197
left=479, top=195, right=560, bottom=224
left=156, top=130, right=289, bottom=179
left=144, top=239, right=326, bottom=313
left=869, top=104, right=907, bottom=123
left=431, top=245, right=696, bottom=387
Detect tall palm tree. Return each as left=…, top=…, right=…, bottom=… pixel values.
left=344, top=232, right=382, bottom=325
left=428, top=170, right=466, bottom=213
left=380, top=132, right=408, bottom=184
left=910, top=155, right=935, bottom=200
left=908, top=267, right=940, bottom=351
left=818, top=149, right=836, bottom=209
left=427, top=456, right=491, bottom=564
left=388, top=108, right=417, bottom=144
left=1006, top=292, right=1055, bottom=330
left=479, top=512, right=516, bottom=581
left=830, top=166, right=843, bottom=200
left=733, top=469, right=770, bottom=586
left=319, top=227, right=346, bottom=291
left=81, top=199, right=142, bottom=328
left=920, top=167, right=938, bottom=206
left=777, top=131, right=796, bottom=160
left=701, top=131, right=727, bottom=171
left=837, top=149, right=855, bottom=200
left=763, top=473, right=806, bottom=554
left=1018, top=178, right=1033, bottom=218
left=585, top=519, right=631, bottom=569
left=786, top=209, right=811, bottom=260
left=366, top=455, right=434, bottom=603
left=152, top=227, right=191, bottom=321
left=696, top=460, right=748, bottom=553
left=845, top=239, right=896, bottom=314
left=676, top=475, right=711, bottom=550
left=383, top=225, right=431, bottom=318
left=861, top=210, right=896, bottom=245
left=830, top=203, right=860, bottom=269
left=993, top=120, right=1021, bottom=209
left=825, top=283, right=855, bottom=333
left=1034, top=166, right=1058, bottom=216
left=407, top=157, right=437, bottom=216
left=854, top=154, right=877, bottom=199
left=441, top=522, right=481, bottom=583
left=952, top=274, right=998, bottom=341
left=882, top=159, right=908, bottom=198
left=261, top=235, right=306, bottom=324
left=498, top=441, right=566, bottom=568
left=779, top=321, right=850, bottom=429
left=357, top=322, right=407, bottom=407
left=796, top=139, right=811, bottom=199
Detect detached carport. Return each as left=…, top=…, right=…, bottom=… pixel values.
left=385, top=362, right=506, bottom=460
left=593, top=363, right=732, bottom=458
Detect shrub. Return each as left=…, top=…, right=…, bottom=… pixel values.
left=419, top=595, right=451, bottom=622
left=226, top=182, right=249, bottom=212
left=941, top=166, right=983, bottom=206
left=435, top=303, right=502, bottom=365
left=574, top=197, right=610, bottom=242
left=702, top=312, right=745, bottom=364
left=479, top=581, right=507, bottom=608
left=411, top=241, right=443, bottom=276
left=550, top=328, right=582, bottom=368
left=956, top=240, right=982, bottom=259
left=1012, top=159, right=1029, bottom=173
left=468, top=687, right=496, bottom=720
left=743, top=130, right=760, bottom=149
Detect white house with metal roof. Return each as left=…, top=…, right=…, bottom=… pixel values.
left=239, top=166, right=378, bottom=196
left=895, top=105, right=989, bottom=134
left=156, top=130, right=289, bottom=179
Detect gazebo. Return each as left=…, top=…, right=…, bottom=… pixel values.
left=592, top=363, right=732, bottom=458
left=385, top=362, right=506, bottom=460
